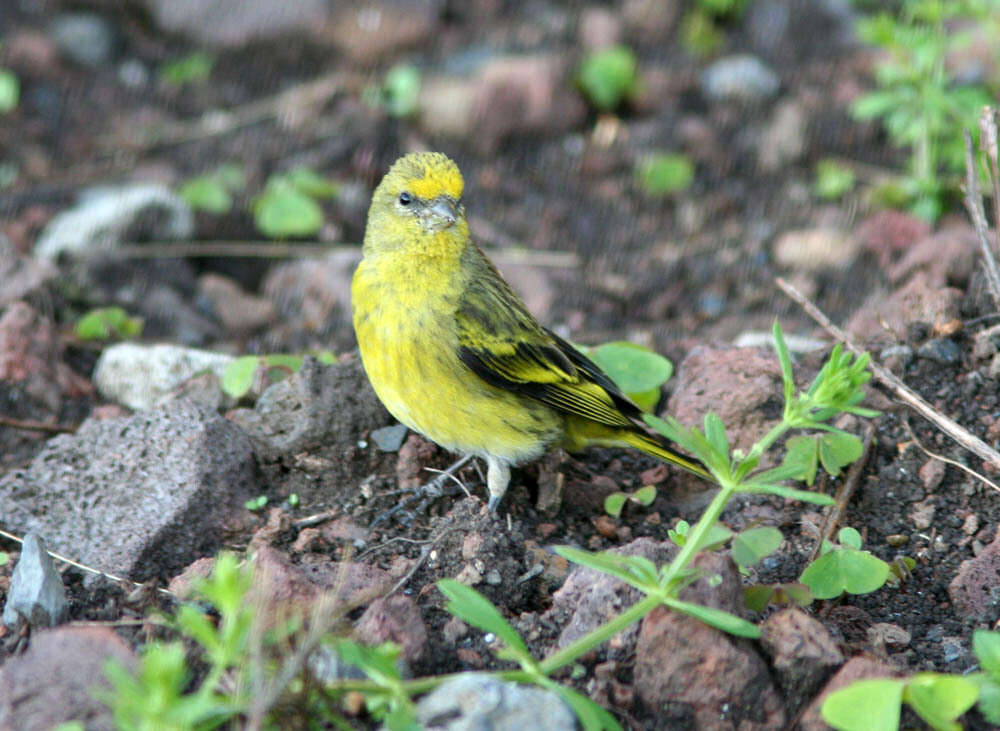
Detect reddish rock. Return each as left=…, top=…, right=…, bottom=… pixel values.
left=321, top=0, right=441, bottom=65
left=633, top=552, right=785, bottom=729
left=846, top=272, right=963, bottom=344
left=856, top=210, right=932, bottom=268
left=950, top=529, right=1000, bottom=621
left=197, top=273, right=276, bottom=333
left=888, top=224, right=978, bottom=286
left=760, top=608, right=844, bottom=710
left=354, top=595, right=427, bottom=663
left=668, top=346, right=784, bottom=454
left=918, top=459, right=947, bottom=491
left=0, top=627, right=136, bottom=731
left=799, top=656, right=901, bottom=731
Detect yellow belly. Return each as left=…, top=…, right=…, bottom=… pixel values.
left=352, top=256, right=562, bottom=464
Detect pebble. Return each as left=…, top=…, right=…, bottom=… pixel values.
left=370, top=424, right=409, bottom=452
left=2, top=534, right=69, bottom=631
left=51, top=13, right=116, bottom=66
left=701, top=54, right=780, bottom=102
left=917, top=338, right=961, bottom=364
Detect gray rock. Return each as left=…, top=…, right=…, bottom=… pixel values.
left=0, top=400, right=258, bottom=581
left=0, top=626, right=136, bottom=731
left=701, top=54, right=780, bottom=102
left=414, top=674, right=576, bottom=731
left=139, top=0, right=330, bottom=47
left=93, top=342, right=233, bottom=411
left=2, top=534, right=69, bottom=631
left=34, top=184, right=193, bottom=260
left=51, top=13, right=116, bottom=66
left=917, top=338, right=961, bottom=364
left=231, top=356, right=391, bottom=459
left=371, top=424, right=408, bottom=452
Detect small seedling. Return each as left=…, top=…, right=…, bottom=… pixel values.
left=160, top=51, right=214, bottom=86
left=252, top=167, right=339, bottom=238
left=245, top=495, right=268, bottom=511
left=576, top=46, right=639, bottom=112
left=179, top=164, right=246, bottom=214
left=603, top=484, right=657, bottom=518
left=799, top=527, right=891, bottom=599
left=221, top=351, right=336, bottom=400
left=363, top=64, right=421, bottom=118
left=744, top=582, right=812, bottom=612
left=814, top=159, right=856, bottom=200
left=0, top=71, right=18, bottom=114
left=635, top=153, right=695, bottom=197
left=74, top=307, right=143, bottom=341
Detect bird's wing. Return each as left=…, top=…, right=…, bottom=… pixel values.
left=454, top=258, right=638, bottom=428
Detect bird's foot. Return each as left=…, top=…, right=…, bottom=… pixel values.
left=369, top=454, right=475, bottom=528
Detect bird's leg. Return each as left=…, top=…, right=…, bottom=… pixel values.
left=370, top=453, right=475, bottom=527
left=485, top=455, right=511, bottom=512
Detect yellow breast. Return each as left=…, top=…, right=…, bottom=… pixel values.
left=351, top=251, right=561, bottom=464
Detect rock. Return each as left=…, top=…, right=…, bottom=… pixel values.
left=856, top=210, right=931, bottom=268
left=0, top=301, right=93, bottom=413
left=414, top=674, right=576, bottom=731
left=578, top=7, right=623, bottom=50
left=634, top=552, right=785, bottom=729
left=2, top=534, right=69, bottom=631
left=354, top=595, right=427, bottom=663
left=888, top=224, right=978, bottom=286
left=759, top=609, right=844, bottom=711
left=0, top=400, right=258, bottom=581
left=918, top=459, right=946, bottom=491
left=917, top=337, right=961, bottom=364
left=773, top=227, right=858, bottom=270
left=701, top=55, right=780, bottom=103
left=549, top=537, right=675, bottom=651
left=799, top=656, right=901, bottom=731
left=262, top=249, right=360, bottom=336
left=139, top=0, right=330, bottom=47
left=846, top=272, right=963, bottom=345
left=419, top=55, right=587, bottom=149
left=230, top=356, right=392, bottom=458
left=93, top=342, right=233, bottom=411
left=34, top=184, right=193, bottom=261
left=0, top=626, right=136, bottom=731
left=622, top=0, right=679, bottom=43
left=910, top=498, right=935, bottom=530
left=668, top=346, right=784, bottom=455
left=758, top=99, right=806, bottom=172
left=371, top=423, right=408, bottom=452
left=0, top=237, right=57, bottom=305
left=950, top=529, right=1000, bottom=620
left=867, top=622, right=911, bottom=650
left=50, top=12, right=117, bottom=66
left=197, top=273, right=276, bottom=333
left=322, top=0, right=441, bottom=65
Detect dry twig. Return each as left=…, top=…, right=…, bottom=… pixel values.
left=962, top=127, right=1000, bottom=310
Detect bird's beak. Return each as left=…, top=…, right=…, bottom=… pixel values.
left=425, top=197, right=459, bottom=230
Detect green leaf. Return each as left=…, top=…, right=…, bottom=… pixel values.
left=695, top=521, right=735, bottom=552
left=253, top=183, right=324, bottom=238
left=0, top=69, right=19, bottom=113
left=555, top=546, right=658, bottom=590
left=74, top=307, right=143, bottom=340
left=703, top=413, right=729, bottom=460
left=814, top=159, right=856, bottom=200
left=838, top=526, right=863, bottom=550
left=742, top=481, right=835, bottom=505
left=160, top=51, right=214, bottom=86
left=382, top=64, right=421, bottom=118
left=975, top=630, right=1000, bottom=679
left=904, top=673, right=978, bottom=731
left=576, top=45, right=639, bottom=111
left=636, top=153, right=695, bottom=196
left=782, top=435, right=819, bottom=485
left=589, top=341, right=673, bottom=410
left=180, top=176, right=233, bottom=214
left=285, top=167, right=339, bottom=199
left=553, top=685, right=622, bottom=731
left=604, top=492, right=627, bottom=517
left=978, top=676, right=1000, bottom=724
left=744, top=584, right=776, bottom=612
left=800, top=548, right=890, bottom=599
left=821, top=678, right=904, bottom=731
left=665, top=598, right=761, bottom=638
left=632, top=484, right=657, bottom=506
left=731, top=527, right=783, bottom=569
left=819, top=432, right=863, bottom=477
left=221, top=356, right=260, bottom=398
left=437, top=579, right=530, bottom=659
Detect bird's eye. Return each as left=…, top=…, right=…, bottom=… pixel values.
left=398, top=192, right=412, bottom=206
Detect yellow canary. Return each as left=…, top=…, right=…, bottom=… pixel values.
left=352, top=151, right=710, bottom=511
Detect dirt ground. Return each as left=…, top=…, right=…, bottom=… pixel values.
left=2, top=1, right=1000, bottom=729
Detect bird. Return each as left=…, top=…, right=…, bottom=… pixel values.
left=352, top=151, right=710, bottom=512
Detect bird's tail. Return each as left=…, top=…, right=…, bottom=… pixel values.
left=622, top=429, right=714, bottom=481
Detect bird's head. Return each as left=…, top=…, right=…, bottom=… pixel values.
left=364, top=151, right=468, bottom=254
